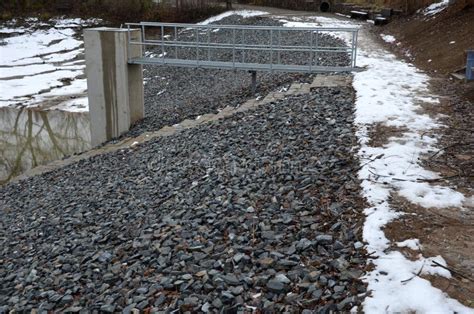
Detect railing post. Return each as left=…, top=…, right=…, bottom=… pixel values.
left=277, top=29, right=281, bottom=65
left=196, top=27, right=199, bottom=65
left=353, top=30, right=358, bottom=68
left=232, top=28, right=236, bottom=68
left=84, top=28, right=144, bottom=147
left=141, top=24, right=145, bottom=58
left=161, top=25, right=165, bottom=62
left=315, top=31, right=319, bottom=67
left=270, top=29, right=273, bottom=72
left=309, top=31, right=313, bottom=72
left=207, top=28, right=211, bottom=61
left=174, top=26, right=178, bottom=59
left=242, top=29, right=246, bottom=63
left=250, top=70, right=257, bottom=94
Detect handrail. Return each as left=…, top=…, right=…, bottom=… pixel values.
left=126, top=22, right=359, bottom=32
left=125, top=22, right=360, bottom=73
left=132, top=40, right=351, bottom=53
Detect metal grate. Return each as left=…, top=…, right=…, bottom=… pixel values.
left=125, top=22, right=360, bottom=73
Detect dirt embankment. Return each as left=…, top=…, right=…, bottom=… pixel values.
left=380, top=0, right=474, bottom=76
left=374, top=0, right=474, bottom=183
left=371, top=2, right=474, bottom=307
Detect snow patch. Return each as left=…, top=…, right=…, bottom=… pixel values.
left=48, top=96, right=89, bottom=113
left=0, top=19, right=90, bottom=111
left=365, top=252, right=464, bottom=313
left=198, top=10, right=269, bottom=25
left=280, top=15, right=358, bottom=29
left=279, top=17, right=359, bottom=46
left=335, top=13, right=351, bottom=18
left=1, top=69, right=84, bottom=102
left=397, top=238, right=422, bottom=250
left=52, top=17, right=103, bottom=28
left=354, top=24, right=470, bottom=314
left=380, top=34, right=396, bottom=43
left=0, top=27, right=82, bottom=66
left=0, top=27, right=26, bottom=34
left=420, top=0, right=450, bottom=16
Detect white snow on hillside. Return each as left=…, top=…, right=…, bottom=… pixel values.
left=380, top=33, right=396, bottom=43
left=198, top=10, right=269, bottom=25
left=420, top=0, right=450, bottom=16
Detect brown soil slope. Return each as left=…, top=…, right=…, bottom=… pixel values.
left=382, top=0, right=474, bottom=75
left=374, top=2, right=474, bottom=307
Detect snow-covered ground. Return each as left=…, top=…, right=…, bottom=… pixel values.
left=198, top=9, right=269, bottom=25
left=419, top=0, right=450, bottom=16
left=380, top=33, right=396, bottom=43
left=351, top=27, right=471, bottom=314
left=279, top=14, right=472, bottom=314
left=0, top=18, right=101, bottom=112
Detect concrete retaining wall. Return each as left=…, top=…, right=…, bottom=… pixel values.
left=84, top=28, right=144, bottom=147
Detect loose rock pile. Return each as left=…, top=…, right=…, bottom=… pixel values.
left=0, top=87, right=366, bottom=312
left=128, top=15, right=350, bottom=137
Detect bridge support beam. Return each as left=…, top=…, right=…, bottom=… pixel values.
left=84, top=28, right=144, bottom=147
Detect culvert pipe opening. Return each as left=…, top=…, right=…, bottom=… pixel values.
left=320, top=2, right=330, bottom=12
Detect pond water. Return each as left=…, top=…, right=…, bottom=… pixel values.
left=0, top=107, right=90, bottom=184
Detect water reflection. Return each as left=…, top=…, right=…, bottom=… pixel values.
left=0, top=107, right=90, bottom=184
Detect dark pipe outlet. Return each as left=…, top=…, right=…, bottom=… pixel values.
left=320, top=1, right=330, bottom=12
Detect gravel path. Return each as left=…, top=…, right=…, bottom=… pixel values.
left=127, top=15, right=349, bottom=137
left=0, top=86, right=366, bottom=312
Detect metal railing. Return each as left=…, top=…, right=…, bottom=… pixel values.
left=125, top=22, right=359, bottom=73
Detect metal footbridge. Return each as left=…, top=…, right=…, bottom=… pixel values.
left=125, top=22, right=360, bottom=91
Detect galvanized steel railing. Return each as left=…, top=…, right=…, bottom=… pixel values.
left=125, top=22, right=359, bottom=73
